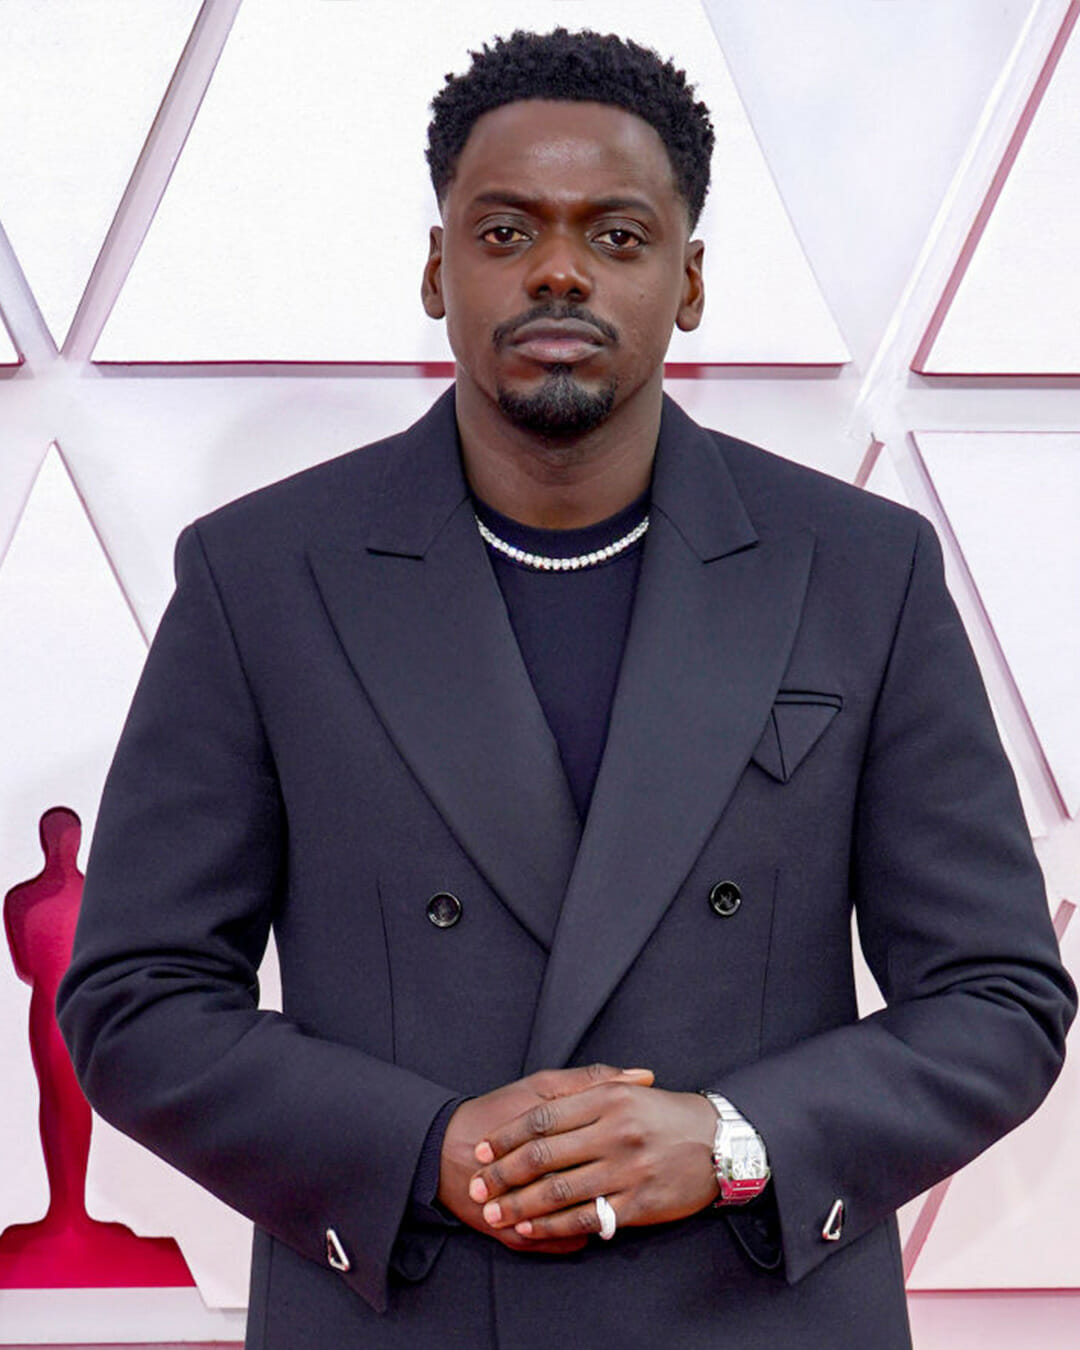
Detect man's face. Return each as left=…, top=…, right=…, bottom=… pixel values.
left=423, top=100, right=704, bottom=439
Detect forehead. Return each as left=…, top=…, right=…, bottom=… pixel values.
left=446, top=99, right=682, bottom=216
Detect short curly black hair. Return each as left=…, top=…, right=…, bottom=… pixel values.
left=426, top=29, right=714, bottom=229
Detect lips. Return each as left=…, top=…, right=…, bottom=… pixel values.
left=508, top=318, right=608, bottom=365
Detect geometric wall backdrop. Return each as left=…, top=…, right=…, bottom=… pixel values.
left=915, top=2, right=1080, bottom=374
left=1, top=4, right=1078, bottom=1342
left=703, top=0, right=1035, bottom=369
left=862, top=442, right=912, bottom=511
left=0, top=445, right=146, bottom=1238
left=907, top=908, right=1079, bottom=1287
left=56, top=374, right=453, bottom=637
left=861, top=443, right=1051, bottom=839
left=914, top=431, right=1080, bottom=819
left=0, top=1, right=201, bottom=349
left=0, top=438, right=282, bottom=1311
left=0, top=312, right=18, bottom=365
left=863, top=408, right=1079, bottom=1311
left=93, top=0, right=849, bottom=365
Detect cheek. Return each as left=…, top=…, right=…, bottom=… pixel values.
left=619, top=305, right=678, bottom=367
left=441, top=286, right=491, bottom=364
left=438, top=254, right=486, bottom=335
left=618, top=274, right=684, bottom=343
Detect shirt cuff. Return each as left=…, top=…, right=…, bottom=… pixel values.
left=406, top=1096, right=464, bottom=1227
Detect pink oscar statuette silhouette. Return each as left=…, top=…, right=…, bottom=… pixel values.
left=0, top=807, right=194, bottom=1287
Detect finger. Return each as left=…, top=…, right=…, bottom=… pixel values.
left=473, top=1071, right=652, bottom=1165
left=515, top=1193, right=628, bottom=1242
left=480, top=1161, right=609, bottom=1230
left=497, top=1231, right=588, bottom=1256
left=477, top=1092, right=595, bottom=1169
left=470, top=1122, right=602, bottom=1203
left=529, top=1064, right=654, bottom=1102
left=479, top=1080, right=635, bottom=1166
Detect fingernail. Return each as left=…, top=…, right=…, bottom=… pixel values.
left=475, top=1141, right=494, bottom=1164
left=515, top=1221, right=533, bottom=1236
left=483, top=1201, right=502, bottom=1225
left=469, top=1177, right=488, bottom=1203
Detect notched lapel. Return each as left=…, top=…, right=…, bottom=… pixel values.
left=308, top=431, right=580, bottom=951
left=750, top=692, right=842, bottom=783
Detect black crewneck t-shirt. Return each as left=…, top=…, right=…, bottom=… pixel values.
left=473, top=490, right=649, bottom=820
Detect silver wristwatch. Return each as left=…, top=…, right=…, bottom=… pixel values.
left=700, top=1092, right=771, bottom=1205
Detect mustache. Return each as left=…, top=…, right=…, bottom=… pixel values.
left=492, top=304, right=619, bottom=350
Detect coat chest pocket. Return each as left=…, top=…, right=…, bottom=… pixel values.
left=750, top=690, right=842, bottom=783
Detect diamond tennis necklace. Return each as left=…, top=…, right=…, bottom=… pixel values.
left=475, top=513, right=649, bottom=572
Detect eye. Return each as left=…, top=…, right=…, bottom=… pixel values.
left=481, top=224, right=529, bottom=246
left=594, top=226, right=645, bottom=252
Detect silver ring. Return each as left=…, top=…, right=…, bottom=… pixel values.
left=595, top=1194, right=617, bottom=1241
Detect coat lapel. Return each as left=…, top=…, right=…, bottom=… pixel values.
left=307, top=392, right=580, bottom=950
left=524, top=400, right=814, bottom=1071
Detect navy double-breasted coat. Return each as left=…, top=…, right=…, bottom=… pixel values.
left=59, top=390, right=1075, bottom=1348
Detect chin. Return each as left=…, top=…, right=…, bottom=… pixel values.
left=496, top=368, right=616, bottom=439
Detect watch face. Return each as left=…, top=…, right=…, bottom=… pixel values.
left=729, top=1131, right=768, bottom=1181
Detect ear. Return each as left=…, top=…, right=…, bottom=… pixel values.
left=421, top=225, right=445, bottom=319
left=675, top=238, right=704, bottom=333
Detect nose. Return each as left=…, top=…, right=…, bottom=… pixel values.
left=523, top=229, right=592, bottom=302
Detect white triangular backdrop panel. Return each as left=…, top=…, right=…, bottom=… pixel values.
left=58, top=374, right=454, bottom=636
left=915, top=432, right=1080, bottom=819
left=919, top=8, right=1080, bottom=373
left=861, top=444, right=910, bottom=511
left=93, top=0, right=849, bottom=364
left=0, top=1, right=201, bottom=348
left=0, top=311, right=18, bottom=365
left=860, top=446, right=1048, bottom=838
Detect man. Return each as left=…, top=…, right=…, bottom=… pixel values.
left=59, top=29, right=1074, bottom=1350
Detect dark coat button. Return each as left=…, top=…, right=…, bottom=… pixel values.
left=708, top=881, right=742, bottom=917
left=426, top=892, right=462, bottom=928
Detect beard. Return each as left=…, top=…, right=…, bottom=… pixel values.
left=496, top=366, right=616, bottom=439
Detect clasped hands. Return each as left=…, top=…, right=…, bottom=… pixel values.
left=437, top=1063, right=719, bottom=1255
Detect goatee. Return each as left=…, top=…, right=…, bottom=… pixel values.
left=497, top=367, right=616, bottom=439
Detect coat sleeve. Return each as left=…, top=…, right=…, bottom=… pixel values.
left=57, top=524, right=455, bottom=1312
left=718, top=517, right=1076, bottom=1284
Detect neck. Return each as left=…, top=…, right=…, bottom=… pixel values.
left=455, top=375, right=661, bottom=529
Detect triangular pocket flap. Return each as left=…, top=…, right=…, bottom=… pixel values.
left=751, top=693, right=842, bottom=783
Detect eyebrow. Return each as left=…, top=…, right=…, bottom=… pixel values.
left=468, top=191, right=660, bottom=219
